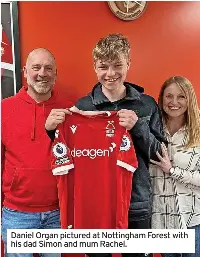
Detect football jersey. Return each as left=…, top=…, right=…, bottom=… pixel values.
left=51, top=111, right=138, bottom=229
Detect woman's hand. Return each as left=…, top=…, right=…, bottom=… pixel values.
left=150, top=143, right=172, bottom=173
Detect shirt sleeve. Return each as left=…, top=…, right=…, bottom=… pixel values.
left=117, top=132, right=138, bottom=173
left=46, top=129, right=56, bottom=142
left=51, top=124, right=74, bottom=175
left=170, top=166, right=200, bottom=188
left=130, top=101, right=166, bottom=161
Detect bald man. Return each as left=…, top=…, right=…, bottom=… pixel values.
left=1, top=48, right=72, bottom=257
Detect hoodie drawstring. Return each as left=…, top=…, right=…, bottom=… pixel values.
left=43, top=104, right=46, bottom=128
left=31, top=103, right=36, bottom=140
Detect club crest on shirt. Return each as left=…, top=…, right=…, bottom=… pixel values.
left=106, top=120, right=115, bottom=137
left=120, top=135, right=131, bottom=151
left=53, top=142, right=67, bottom=158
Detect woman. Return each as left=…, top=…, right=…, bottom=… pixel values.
left=150, top=76, right=200, bottom=257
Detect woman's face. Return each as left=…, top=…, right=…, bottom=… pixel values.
left=162, top=83, right=187, bottom=119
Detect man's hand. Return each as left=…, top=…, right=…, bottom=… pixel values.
left=45, top=109, right=72, bottom=131
left=150, top=143, right=172, bottom=173
left=117, top=109, right=138, bottom=130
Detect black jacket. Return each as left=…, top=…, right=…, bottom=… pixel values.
left=75, top=82, right=165, bottom=221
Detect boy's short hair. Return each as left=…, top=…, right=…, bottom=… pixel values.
left=93, top=33, right=130, bottom=63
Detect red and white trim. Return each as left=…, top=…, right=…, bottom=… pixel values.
left=52, top=164, right=74, bottom=175
left=117, top=160, right=136, bottom=173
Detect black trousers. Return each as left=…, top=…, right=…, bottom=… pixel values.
left=86, top=218, right=153, bottom=257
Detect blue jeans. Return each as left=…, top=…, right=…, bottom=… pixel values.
left=1, top=207, right=61, bottom=257
left=161, top=224, right=200, bottom=257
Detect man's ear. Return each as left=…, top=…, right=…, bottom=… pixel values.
left=23, top=66, right=27, bottom=78
left=55, top=69, right=58, bottom=79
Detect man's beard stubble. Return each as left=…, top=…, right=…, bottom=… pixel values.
left=27, top=76, right=55, bottom=95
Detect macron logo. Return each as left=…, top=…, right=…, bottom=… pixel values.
left=70, top=125, right=77, bottom=134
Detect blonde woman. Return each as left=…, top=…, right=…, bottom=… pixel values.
left=150, top=76, right=200, bottom=257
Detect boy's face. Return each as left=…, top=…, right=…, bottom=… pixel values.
left=94, top=54, right=130, bottom=93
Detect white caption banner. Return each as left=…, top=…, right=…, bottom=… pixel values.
left=7, top=229, right=195, bottom=253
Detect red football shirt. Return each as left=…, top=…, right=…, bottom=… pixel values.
left=51, top=111, right=138, bottom=229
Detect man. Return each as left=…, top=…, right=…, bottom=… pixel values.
left=45, top=34, right=164, bottom=257
left=1, top=48, right=72, bottom=257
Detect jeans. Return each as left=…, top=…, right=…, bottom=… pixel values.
left=1, top=207, right=61, bottom=257
left=86, top=218, right=153, bottom=257
left=161, top=224, right=200, bottom=257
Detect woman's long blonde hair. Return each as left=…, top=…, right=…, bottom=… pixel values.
left=158, top=76, right=200, bottom=148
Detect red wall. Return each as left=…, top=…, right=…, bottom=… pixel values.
left=18, top=1, right=200, bottom=103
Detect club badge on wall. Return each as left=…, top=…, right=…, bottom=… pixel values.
left=108, top=1, right=147, bottom=21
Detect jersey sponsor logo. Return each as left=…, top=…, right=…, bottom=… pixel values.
left=70, top=143, right=116, bottom=159
left=70, top=125, right=77, bottom=134
left=71, top=148, right=110, bottom=159
left=109, top=142, right=116, bottom=152
left=120, top=135, right=131, bottom=151
left=53, top=142, right=67, bottom=158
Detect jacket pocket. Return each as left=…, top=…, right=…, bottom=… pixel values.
left=6, top=167, right=58, bottom=207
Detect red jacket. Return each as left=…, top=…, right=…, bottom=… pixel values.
left=1, top=87, right=72, bottom=212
